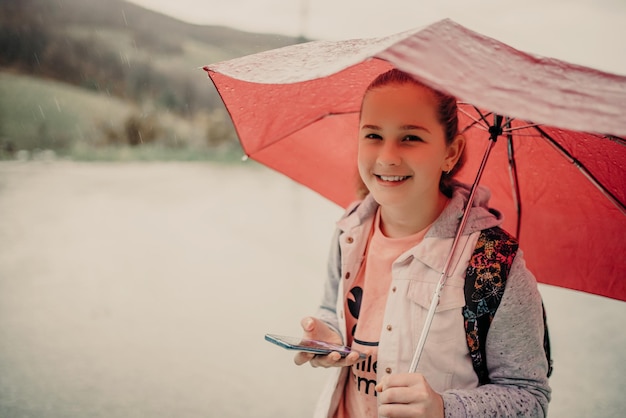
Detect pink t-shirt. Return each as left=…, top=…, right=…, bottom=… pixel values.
left=336, top=208, right=430, bottom=418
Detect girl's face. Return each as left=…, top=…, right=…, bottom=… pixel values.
left=358, top=82, right=462, bottom=210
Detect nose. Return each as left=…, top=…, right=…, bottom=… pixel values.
left=377, top=140, right=401, bottom=167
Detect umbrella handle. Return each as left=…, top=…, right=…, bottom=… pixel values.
left=408, top=115, right=503, bottom=374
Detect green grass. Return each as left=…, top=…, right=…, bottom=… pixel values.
left=0, top=71, right=239, bottom=162
left=0, top=71, right=133, bottom=150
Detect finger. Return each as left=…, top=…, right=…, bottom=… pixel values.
left=295, top=351, right=344, bottom=367
left=376, top=374, right=393, bottom=393
left=310, top=351, right=342, bottom=367
left=294, top=351, right=315, bottom=366
left=343, top=351, right=363, bottom=366
left=379, top=403, right=417, bottom=418
left=378, top=386, right=417, bottom=405
left=314, top=350, right=367, bottom=368
left=377, top=373, right=427, bottom=391
left=376, top=373, right=428, bottom=404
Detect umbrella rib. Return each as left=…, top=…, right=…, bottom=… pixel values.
left=499, top=131, right=544, bottom=138
left=458, top=106, right=490, bottom=125
left=472, top=106, right=493, bottom=128
left=503, top=123, right=542, bottom=133
left=534, top=126, right=626, bottom=215
left=470, top=105, right=493, bottom=128
left=250, top=110, right=359, bottom=156
left=458, top=107, right=490, bottom=135
left=459, top=119, right=488, bottom=135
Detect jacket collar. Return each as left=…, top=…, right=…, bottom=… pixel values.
left=335, top=182, right=503, bottom=272
left=338, top=182, right=502, bottom=236
left=336, top=194, right=378, bottom=232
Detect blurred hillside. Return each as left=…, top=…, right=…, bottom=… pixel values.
left=0, top=0, right=302, bottom=160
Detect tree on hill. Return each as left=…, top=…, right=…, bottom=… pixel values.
left=0, top=0, right=300, bottom=116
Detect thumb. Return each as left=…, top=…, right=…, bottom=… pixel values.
left=299, top=317, right=341, bottom=344
left=300, top=316, right=316, bottom=333
left=375, top=374, right=389, bottom=393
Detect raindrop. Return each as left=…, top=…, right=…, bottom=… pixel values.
left=54, top=97, right=61, bottom=112
left=122, top=10, right=128, bottom=26
left=38, top=105, right=46, bottom=119
left=120, top=52, right=130, bottom=68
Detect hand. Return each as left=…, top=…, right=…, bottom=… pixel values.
left=293, top=317, right=362, bottom=368
left=376, top=373, right=444, bottom=418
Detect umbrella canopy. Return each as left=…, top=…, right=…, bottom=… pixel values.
left=203, top=19, right=626, bottom=302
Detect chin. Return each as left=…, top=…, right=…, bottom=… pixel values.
left=369, top=190, right=405, bottom=207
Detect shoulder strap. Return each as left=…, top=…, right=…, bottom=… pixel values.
left=463, top=227, right=553, bottom=384
left=462, top=226, right=519, bottom=385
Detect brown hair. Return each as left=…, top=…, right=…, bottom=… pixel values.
left=357, top=68, right=465, bottom=198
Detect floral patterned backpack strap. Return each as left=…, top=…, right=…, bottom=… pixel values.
left=462, top=226, right=518, bottom=385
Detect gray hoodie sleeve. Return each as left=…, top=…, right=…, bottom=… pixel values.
left=442, top=250, right=551, bottom=417
left=315, top=227, right=343, bottom=338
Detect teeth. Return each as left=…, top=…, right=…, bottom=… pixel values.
left=379, top=175, right=408, bottom=182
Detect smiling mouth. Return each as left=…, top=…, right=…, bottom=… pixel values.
left=376, top=175, right=411, bottom=182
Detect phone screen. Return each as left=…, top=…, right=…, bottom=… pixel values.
left=265, top=334, right=365, bottom=359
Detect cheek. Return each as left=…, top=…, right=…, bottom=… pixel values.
left=357, top=145, right=372, bottom=172
left=357, top=153, right=368, bottom=180
left=357, top=156, right=373, bottom=188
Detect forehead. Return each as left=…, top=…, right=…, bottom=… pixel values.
left=361, top=82, right=439, bottom=119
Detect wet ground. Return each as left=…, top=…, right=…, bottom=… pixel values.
left=0, top=161, right=624, bottom=417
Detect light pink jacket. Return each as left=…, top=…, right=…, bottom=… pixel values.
left=313, top=183, right=551, bottom=418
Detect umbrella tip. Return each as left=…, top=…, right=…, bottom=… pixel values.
left=241, top=154, right=249, bottom=162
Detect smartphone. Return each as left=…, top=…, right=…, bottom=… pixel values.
left=265, top=334, right=366, bottom=359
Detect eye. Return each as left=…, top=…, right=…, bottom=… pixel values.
left=403, top=134, right=423, bottom=142
left=364, top=133, right=382, bottom=140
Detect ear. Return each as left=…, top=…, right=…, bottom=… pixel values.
left=443, top=134, right=465, bottom=171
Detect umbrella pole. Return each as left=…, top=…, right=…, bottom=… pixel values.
left=505, top=117, right=522, bottom=239
left=409, top=114, right=503, bottom=373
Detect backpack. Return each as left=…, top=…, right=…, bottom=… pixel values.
left=462, top=226, right=553, bottom=384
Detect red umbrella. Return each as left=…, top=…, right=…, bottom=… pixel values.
left=203, top=19, right=626, bottom=302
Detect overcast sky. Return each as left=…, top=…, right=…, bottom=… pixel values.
left=126, top=0, right=626, bottom=75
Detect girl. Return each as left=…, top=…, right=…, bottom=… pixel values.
left=294, top=69, right=551, bottom=418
